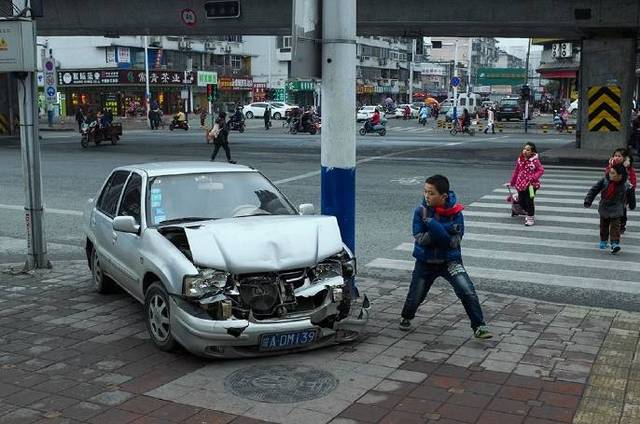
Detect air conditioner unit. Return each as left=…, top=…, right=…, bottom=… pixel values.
left=204, top=41, right=216, bottom=50
left=359, top=56, right=365, bottom=63
left=148, top=36, right=162, bottom=47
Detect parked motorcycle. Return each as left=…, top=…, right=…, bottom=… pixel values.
left=359, top=119, right=386, bottom=136
left=169, top=118, right=189, bottom=131
left=227, top=118, right=246, bottom=133
left=80, top=120, right=122, bottom=148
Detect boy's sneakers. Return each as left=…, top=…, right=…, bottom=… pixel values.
left=474, top=326, right=493, bottom=339
left=524, top=216, right=535, bottom=226
left=599, top=240, right=608, bottom=250
left=611, top=243, right=621, bottom=254
left=399, top=318, right=411, bottom=331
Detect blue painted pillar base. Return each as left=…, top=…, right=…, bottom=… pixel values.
left=321, top=166, right=356, bottom=254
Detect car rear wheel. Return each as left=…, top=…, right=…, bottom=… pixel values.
left=91, top=247, right=116, bottom=294
left=145, top=282, right=178, bottom=352
left=245, top=111, right=254, bottom=119
left=273, top=112, right=281, bottom=120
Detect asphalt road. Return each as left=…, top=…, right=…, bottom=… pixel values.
left=6, top=118, right=636, bottom=310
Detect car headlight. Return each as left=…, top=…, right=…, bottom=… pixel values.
left=341, top=258, right=356, bottom=279
left=183, top=269, right=230, bottom=298
left=315, top=261, right=342, bottom=280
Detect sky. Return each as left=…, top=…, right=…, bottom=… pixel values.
left=496, top=38, right=542, bottom=60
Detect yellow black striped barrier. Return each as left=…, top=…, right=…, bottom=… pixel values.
left=588, top=85, right=621, bottom=132
left=498, top=124, right=503, bottom=133
left=542, top=124, right=548, bottom=134
left=0, top=114, right=9, bottom=134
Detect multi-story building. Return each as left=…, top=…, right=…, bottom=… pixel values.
left=533, top=38, right=580, bottom=103
left=495, top=50, right=525, bottom=69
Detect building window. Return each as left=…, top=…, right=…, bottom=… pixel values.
left=231, top=55, right=242, bottom=70
left=277, top=36, right=292, bottom=49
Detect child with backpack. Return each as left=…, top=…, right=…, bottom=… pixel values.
left=604, top=148, right=636, bottom=234
left=585, top=162, right=636, bottom=254
left=508, top=142, right=545, bottom=226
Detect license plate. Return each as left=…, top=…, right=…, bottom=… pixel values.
left=259, top=329, right=318, bottom=351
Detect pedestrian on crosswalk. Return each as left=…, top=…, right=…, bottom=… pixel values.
left=604, top=148, right=637, bottom=234
left=509, top=142, right=544, bottom=226
left=399, top=175, right=493, bottom=340
left=584, top=162, right=636, bottom=254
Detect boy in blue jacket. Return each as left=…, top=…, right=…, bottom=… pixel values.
left=400, top=175, right=492, bottom=339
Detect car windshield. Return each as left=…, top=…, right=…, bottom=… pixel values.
left=147, top=172, right=297, bottom=226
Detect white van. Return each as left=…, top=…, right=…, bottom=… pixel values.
left=456, top=93, right=482, bottom=115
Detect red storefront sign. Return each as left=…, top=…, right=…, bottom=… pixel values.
left=252, top=82, right=267, bottom=101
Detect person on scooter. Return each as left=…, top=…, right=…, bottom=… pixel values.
left=231, top=106, right=244, bottom=123
left=461, top=108, right=471, bottom=132
left=418, top=104, right=429, bottom=125
left=403, top=104, right=411, bottom=120
left=299, top=107, right=313, bottom=132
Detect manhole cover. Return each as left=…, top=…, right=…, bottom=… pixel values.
left=224, top=364, right=338, bottom=403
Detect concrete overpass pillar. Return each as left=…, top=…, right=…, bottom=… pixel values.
left=579, top=37, right=637, bottom=151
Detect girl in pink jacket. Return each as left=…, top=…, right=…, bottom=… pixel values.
left=509, top=142, right=545, bottom=226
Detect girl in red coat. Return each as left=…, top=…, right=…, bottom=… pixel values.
left=509, top=142, right=545, bottom=226
left=605, top=148, right=636, bottom=233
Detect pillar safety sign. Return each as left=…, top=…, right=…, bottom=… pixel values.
left=43, top=56, right=57, bottom=103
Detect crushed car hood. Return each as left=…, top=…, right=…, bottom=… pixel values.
left=182, top=215, right=344, bottom=273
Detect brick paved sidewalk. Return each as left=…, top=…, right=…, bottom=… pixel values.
left=0, top=261, right=638, bottom=424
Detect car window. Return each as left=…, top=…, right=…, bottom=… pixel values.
left=97, top=171, right=130, bottom=218
left=147, top=172, right=297, bottom=226
left=271, top=102, right=284, bottom=108
left=255, top=103, right=267, bottom=108
left=117, top=173, right=142, bottom=224
left=460, top=98, right=466, bottom=106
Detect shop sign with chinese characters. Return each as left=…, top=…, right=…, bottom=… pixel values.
left=58, top=70, right=190, bottom=86
left=218, top=76, right=253, bottom=91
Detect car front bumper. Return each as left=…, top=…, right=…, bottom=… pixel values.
left=170, top=281, right=370, bottom=358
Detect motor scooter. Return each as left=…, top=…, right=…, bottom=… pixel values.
left=80, top=120, right=122, bottom=148
left=228, top=118, right=246, bottom=133
left=359, top=119, right=386, bottom=136
left=169, top=117, right=189, bottom=131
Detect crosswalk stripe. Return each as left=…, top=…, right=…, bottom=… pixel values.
left=543, top=173, right=604, bottom=180
left=468, top=202, right=640, bottom=217
left=391, top=244, right=640, bottom=272
left=543, top=164, right=609, bottom=171
left=541, top=178, right=602, bottom=185
left=493, top=188, right=589, bottom=197
left=481, top=195, right=590, bottom=205
left=364, top=258, right=640, bottom=294
left=463, top=221, right=640, bottom=240
left=395, top=235, right=640, bottom=254
left=463, top=210, right=635, bottom=226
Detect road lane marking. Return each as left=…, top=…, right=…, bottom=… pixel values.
left=0, top=203, right=82, bottom=216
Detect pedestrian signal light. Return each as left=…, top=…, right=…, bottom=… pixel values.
left=204, top=1, right=241, bottom=19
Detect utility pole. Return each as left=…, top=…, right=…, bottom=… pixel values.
left=408, top=38, right=416, bottom=103
left=12, top=11, right=50, bottom=269
left=321, top=0, right=356, bottom=254
left=524, top=38, right=531, bottom=133
left=453, top=40, right=459, bottom=121
left=144, top=35, right=151, bottom=127
left=467, top=37, right=473, bottom=94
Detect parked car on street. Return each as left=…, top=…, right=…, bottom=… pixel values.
left=242, top=102, right=270, bottom=119
left=268, top=102, right=298, bottom=120
left=83, top=162, right=368, bottom=358
left=496, top=97, right=523, bottom=121
left=356, top=105, right=380, bottom=122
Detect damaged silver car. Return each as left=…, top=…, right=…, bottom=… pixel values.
left=83, top=162, right=368, bottom=357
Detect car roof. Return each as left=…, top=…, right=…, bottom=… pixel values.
left=115, top=161, right=256, bottom=177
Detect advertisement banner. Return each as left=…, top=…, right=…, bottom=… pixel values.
left=105, top=47, right=116, bottom=64
left=218, top=76, right=253, bottom=91
left=116, top=47, right=130, bottom=63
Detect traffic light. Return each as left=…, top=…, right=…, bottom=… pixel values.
left=204, top=1, right=240, bottom=19
left=207, top=84, right=219, bottom=102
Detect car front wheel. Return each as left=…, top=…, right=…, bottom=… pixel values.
left=145, top=282, right=178, bottom=352
left=273, top=112, right=281, bottom=120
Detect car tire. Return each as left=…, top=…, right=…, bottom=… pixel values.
left=145, top=282, right=178, bottom=352
left=91, top=247, right=116, bottom=294
left=309, top=127, right=317, bottom=135
left=273, top=112, right=281, bottom=120
left=245, top=111, right=254, bottom=119
left=111, top=135, right=119, bottom=145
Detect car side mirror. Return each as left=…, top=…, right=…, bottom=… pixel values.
left=113, top=216, right=140, bottom=234
left=299, top=203, right=315, bottom=215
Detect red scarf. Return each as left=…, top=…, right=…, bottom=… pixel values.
left=604, top=180, right=619, bottom=200
left=435, top=203, right=464, bottom=217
